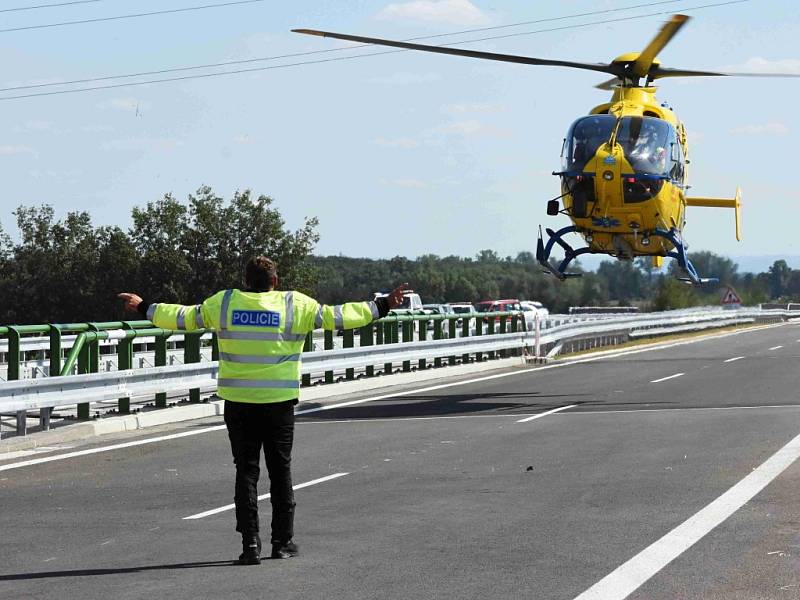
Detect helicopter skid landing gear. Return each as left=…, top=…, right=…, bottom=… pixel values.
left=648, top=228, right=718, bottom=286
left=535, top=226, right=718, bottom=286
left=536, top=225, right=593, bottom=280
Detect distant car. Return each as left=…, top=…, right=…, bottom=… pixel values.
left=448, top=302, right=474, bottom=316
left=520, top=300, right=550, bottom=331
left=476, top=299, right=522, bottom=315
left=375, top=290, right=423, bottom=314
left=422, top=303, right=455, bottom=330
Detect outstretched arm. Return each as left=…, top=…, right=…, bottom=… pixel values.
left=118, top=292, right=216, bottom=331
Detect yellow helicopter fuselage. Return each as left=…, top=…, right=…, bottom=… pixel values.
left=561, top=86, right=685, bottom=265
left=559, top=83, right=739, bottom=267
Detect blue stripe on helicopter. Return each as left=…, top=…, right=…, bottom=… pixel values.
left=592, top=217, right=621, bottom=228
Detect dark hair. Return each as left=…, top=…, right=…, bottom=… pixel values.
left=245, top=256, right=277, bottom=291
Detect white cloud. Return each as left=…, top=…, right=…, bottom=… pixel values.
left=442, top=102, right=505, bottom=115
left=729, top=122, right=789, bottom=136
left=97, top=97, right=152, bottom=112
left=375, top=0, right=490, bottom=26
left=720, top=57, right=800, bottom=75
left=13, top=121, right=63, bottom=133
left=379, top=177, right=429, bottom=188
left=99, top=137, right=182, bottom=151
left=28, top=169, right=82, bottom=181
left=372, top=137, right=421, bottom=149
left=435, top=119, right=511, bottom=137
left=232, top=134, right=253, bottom=145
left=0, top=145, right=36, bottom=156
left=82, top=124, right=115, bottom=133
left=368, top=71, right=441, bottom=85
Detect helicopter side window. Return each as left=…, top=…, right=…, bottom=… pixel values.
left=563, top=115, right=616, bottom=171
left=668, top=130, right=686, bottom=183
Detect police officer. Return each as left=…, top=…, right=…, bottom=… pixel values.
left=119, top=256, right=408, bottom=565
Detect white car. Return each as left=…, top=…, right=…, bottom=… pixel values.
left=520, top=301, right=549, bottom=331
left=375, top=291, right=423, bottom=313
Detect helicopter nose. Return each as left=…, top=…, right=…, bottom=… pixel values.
left=596, top=145, right=623, bottom=205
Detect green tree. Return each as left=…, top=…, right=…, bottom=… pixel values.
left=768, top=259, right=791, bottom=299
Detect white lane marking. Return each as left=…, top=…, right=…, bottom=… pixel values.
left=0, top=425, right=227, bottom=472
left=769, top=345, right=784, bottom=350
left=724, top=356, right=745, bottom=363
left=183, top=473, right=348, bottom=520
left=0, top=323, right=786, bottom=471
left=558, top=404, right=800, bottom=416
left=650, top=373, right=684, bottom=383
left=572, top=429, right=800, bottom=600
left=516, top=404, right=577, bottom=423
left=301, top=413, right=534, bottom=425
left=300, top=404, right=800, bottom=423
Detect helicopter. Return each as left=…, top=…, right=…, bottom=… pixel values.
left=294, top=15, right=800, bottom=285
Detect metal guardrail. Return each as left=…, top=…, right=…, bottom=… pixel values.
left=0, top=307, right=790, bottom=439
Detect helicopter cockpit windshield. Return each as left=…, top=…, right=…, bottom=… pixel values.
left=617, top=116, right=675, bottom=176
left=564, top=115, right=615, bottom=171
left=563, top=115, right=682, bottom=179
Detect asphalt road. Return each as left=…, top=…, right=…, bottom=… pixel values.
left=2, top=323, right=800, bottom=600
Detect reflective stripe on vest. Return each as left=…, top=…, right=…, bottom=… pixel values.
left=334, top=305, right=344, bottom=329
left=146, top=303, right=158, bottom=321
left=367, top=301, right=380, bottom=320
left=284, top=291, right=294, bottom=334
left=176, top=306, right=188, bottom=330
left=218, top=352, right=301, bottom=364
left=217, top=378, right=300, bottom=389
left=314, top=305, right=324, bottom=328
left=217, top=330, right=306, bottom=342
left=194, top=305, right=205, bottom=329
left=219, top=289, right=234, bottom=330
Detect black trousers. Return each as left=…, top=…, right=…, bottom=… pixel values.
left=223, top=399, right=297, bottom=545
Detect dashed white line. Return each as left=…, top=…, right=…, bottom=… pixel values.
left=769, top=345, right=784, bottom=351
left=182, top=472, right=349, bottom=520
left=572, top=429, right=800, bottom=600
left=724, top=356, right=745, bottom=363
left=516, top=404, right=577, bottom=423
left=0, top=425, right=227, bottom=472
left=650, top=373, right=685, bottom=383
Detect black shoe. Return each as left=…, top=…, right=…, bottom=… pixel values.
left=237, top=535, right=262, bottom=565
left=270, top=540, right=299, bottom=559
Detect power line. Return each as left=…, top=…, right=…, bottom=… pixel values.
left=0, top=0, right=267, bottom=34
left=0, top=0, right=750, bottom=101
left=0, top=0, right=692, bottom=93
left=1, top=1, right=102, bottom=13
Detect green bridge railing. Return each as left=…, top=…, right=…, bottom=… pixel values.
left=0, top=312, right=524, bottom=427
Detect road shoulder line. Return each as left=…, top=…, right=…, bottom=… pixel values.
left=573, top=428, right=800, bottom=600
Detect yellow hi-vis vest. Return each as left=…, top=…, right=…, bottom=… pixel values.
left=148, top=290, right=380, bottom=404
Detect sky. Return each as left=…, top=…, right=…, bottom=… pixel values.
left=0, top=0, right=798, bottom=268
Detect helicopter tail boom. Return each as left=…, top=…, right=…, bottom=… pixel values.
left=685, top=187, right=742, bottom=241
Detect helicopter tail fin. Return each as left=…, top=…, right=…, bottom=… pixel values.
left=685, top=187, right=742, bottom=241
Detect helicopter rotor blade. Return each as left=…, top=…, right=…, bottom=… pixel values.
left=594, top=77, right=620, bottom=90
left=650, top=66, right=800, bottom=80
left=631, top=14, right=690, bottom=78
left=292, top=28, right=621, bottom=76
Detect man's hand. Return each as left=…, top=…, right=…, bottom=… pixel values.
left=386, top=283, right=411, bottom=309
left=117, top=292, right=143, bottom=313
